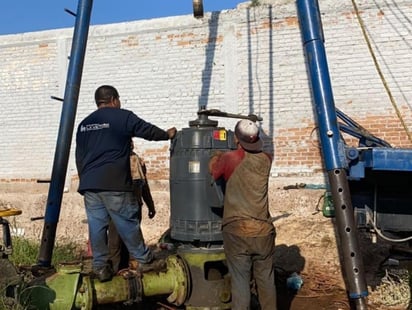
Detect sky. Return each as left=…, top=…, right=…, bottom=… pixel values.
left=1, top=0, right=247, bottom=36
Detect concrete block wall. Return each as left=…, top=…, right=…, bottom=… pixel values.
left=0, top=0, right=411, bottom=185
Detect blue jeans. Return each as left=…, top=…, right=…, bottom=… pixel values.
left=84, top=191, right=153, bottom=269
left=222, top=231, right=277, bottom=310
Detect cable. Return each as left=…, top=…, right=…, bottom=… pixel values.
left=373, top=225, right=412, bottom=243
left=365, top=204, right=412, bottom=243
left=351, top=0, right=412, bottom=143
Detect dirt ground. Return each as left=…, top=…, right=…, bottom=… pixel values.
left=0, top=177, right=410, bottom=310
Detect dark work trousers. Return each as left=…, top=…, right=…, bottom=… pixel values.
left=133, top=180, right=144, bottom=221
left=222, top=231, right=277, bottom=310
left=134, top=179, right=155, bottom=219
left=108, top=220, right=130, bottom=273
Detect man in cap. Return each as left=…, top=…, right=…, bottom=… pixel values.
left=209, top=119, right=277, bottom=309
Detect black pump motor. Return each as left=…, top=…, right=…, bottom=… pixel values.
left=169, top=109, right=263, bottom=243
left=169, top=111, right=236, bottom=243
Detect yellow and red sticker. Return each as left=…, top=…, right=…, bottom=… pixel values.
left=213, top=129, right=227, bottom=141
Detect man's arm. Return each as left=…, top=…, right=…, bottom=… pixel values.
left=208, top=151, right=224, bottom=179
left=126, top=112, right=176, bottom=141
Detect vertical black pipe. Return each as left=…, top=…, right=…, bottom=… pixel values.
left=296, top=0, right=368, bottom=309
left=37, top=0, right=93, bottom=267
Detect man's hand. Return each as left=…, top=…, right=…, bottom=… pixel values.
left=167, top=127, right=177, bottom=139
left=148, top=208, right=156, bottom=219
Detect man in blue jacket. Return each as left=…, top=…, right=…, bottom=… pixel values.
left=76, top=85, right=176, bottom=282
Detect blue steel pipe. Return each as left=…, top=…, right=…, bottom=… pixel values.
left=296, top=0, right=346, bottom=170
left=297, top=0, right=368, bottom=309
left=37, top=0, right=93, bottom=267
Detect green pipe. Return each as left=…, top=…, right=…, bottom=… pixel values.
left=30, top=255, right=188, bottom=309
left=77, top=276, right=131, bottom=307
left=74, top=255, right=188, bottom=309
left=141, top=255, right=188, bottom=305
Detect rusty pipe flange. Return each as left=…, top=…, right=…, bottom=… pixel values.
left=140, top=255, right=190, bottom=306
left=165, top=255, right=190, bottom=305
left=193, top=0, right=204, bottom=18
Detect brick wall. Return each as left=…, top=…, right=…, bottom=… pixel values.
left=0, top=0, right=411, bottom=186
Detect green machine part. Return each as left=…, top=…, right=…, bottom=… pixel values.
left=178, top=246, right=231, bottom=309
left=22, top=263, right=82, bottom=310
left=31, top=255, right=189, bottom=310
left=140, top=254, right=189, bottom=305
left=75, top=275, right=132, bottom=309
left=76, top=255, right=188, bottom=309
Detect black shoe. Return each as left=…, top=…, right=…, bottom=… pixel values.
left=94, top=264, right=113, bottom=282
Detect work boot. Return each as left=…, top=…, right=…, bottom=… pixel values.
left=128, top=258, right=151, bottom=272
left=128, top=258, right=166, bottom=273
left=93, top=264, right=113, bottom=282
left=128, top=258, right=141, bottom=271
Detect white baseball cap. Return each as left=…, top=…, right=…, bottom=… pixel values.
left=234, top=119, right=263, bottom=152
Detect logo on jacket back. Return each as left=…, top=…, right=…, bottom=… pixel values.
left=80, top=123, right=110, bottom=132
